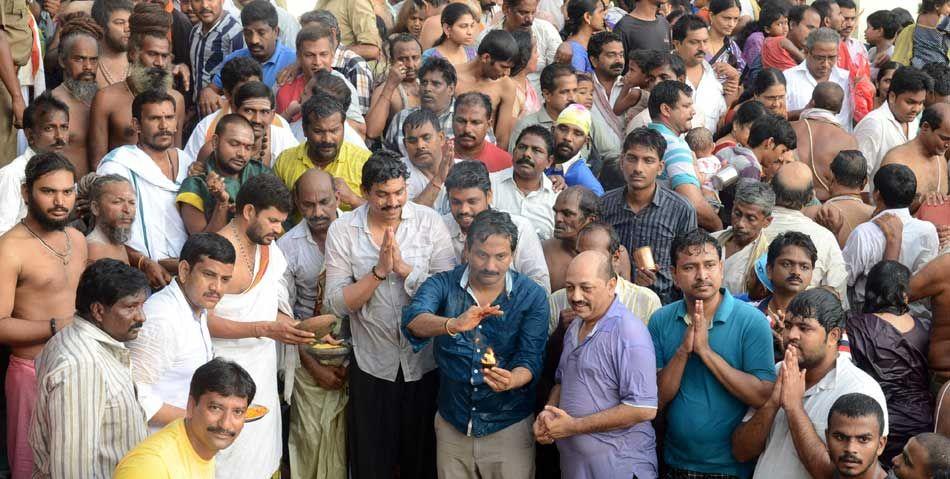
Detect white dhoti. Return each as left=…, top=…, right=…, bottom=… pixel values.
left=212, top=244, right=289, bottom=479
left=96, top=145, right=194, bottom=260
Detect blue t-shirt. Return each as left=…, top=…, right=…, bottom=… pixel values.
left=648, top=122, right=701, bottom=190
left=569, top=40, right=593, bottom=74
left=212, top=42, right=297, bottom=89
left=647, top=289, right=776, bottom=477
left=547, top=157, right=605, bottom=196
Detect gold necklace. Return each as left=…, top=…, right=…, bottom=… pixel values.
left=21, top=220, right=71, bottom=265
left=230, top=222, right=256, bottom=275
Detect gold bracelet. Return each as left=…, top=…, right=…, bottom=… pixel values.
left=444, top=318, right=457, bottom=337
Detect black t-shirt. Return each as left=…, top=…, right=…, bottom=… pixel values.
left=613, top=13, right=672, bottom=73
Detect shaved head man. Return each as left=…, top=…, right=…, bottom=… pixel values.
left=792, top=81, right=859, bottom=202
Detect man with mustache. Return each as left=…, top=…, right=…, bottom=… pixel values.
left=587, top=32, right=629, bottom=177
left=475, top=0, right=562, bottom=91
left=50, top=16, right=102, bottom=176
left=672, top=15, right=735, bottom=136
left=276, top=168, right=347, bottom=479
left=188, top=0, right=244, bottom=103
left=713, top=180, right=774, bottom=296
left=0, top=93, right=70, bottom=237
left=536, top=250, right=659, bottom=479
left=401, top=108, right=452, bottom=211
left=178, top=114, right=269, bottom=234
left=491, top=125, right=558, bottom=240
left=785, top=28, right=854, bottom=130
left=88, top=2, right=187, bottom=168
left=91, top=0, right=132, bottom=89
left=114, top=358, right=257, bottom=478
left=325, top=152, right=456, bottom=479
left=455, top=30, right=518, bottom=149
left=755, top=231, right=817, bottom=361
left=29, top=259, right=150, bottom=478
left=297, top=10, right=374, bottom=116
left=383, top=57, right=458, bottom=158
left=649, top=229, right=776, bottom=479
left=825, top=393, right=889, bottom=479
left=452, top=93, right=513, bottom=172
left=0, top=152, right=88, bottom=479
left=733, top=288, right=887, bottom=479
left=366, top=34, right=422, bottom=140
left=404, top=209, right=549, bottom=479
left=442, top=160, right=550, bottom=291
left=86, top=174, right=138, bottom=264
left=548, top=104, right=604, bottom=196
left=880, top=104, right=950, bottom=204
left=543, top=185, right=601, bottom=292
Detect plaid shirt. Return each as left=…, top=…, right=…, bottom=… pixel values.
left=333, top=45, right=373, bottom=115
left=189, top=12, right=244, bottom=100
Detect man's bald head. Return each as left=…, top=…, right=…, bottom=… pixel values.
left=568, top=250, right=615, bottom=283
left=295, top=168, right=335, bottom=197
left=812, top=82, right=845, bottom=114
left=771, top=162, right=815, bottom=211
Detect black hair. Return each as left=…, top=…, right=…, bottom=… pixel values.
left=131, top=89, right=175, bottom=121
left=830, top=150, right=868, bottom=188
left=179, top=232, right=237, bottom=266
left=672, top=14, right=709, bottom=43
left=923, top=62, right=950, bottom=97
left=515, top=124, right=555, bottom=156
left=220, top=57, right=263, bottom=95
left=920, top=0, right=950, bottom=14
left=22, top=92, right=69, bottom=131
left=235, top=173, right=292, bottom=214
left=867, top=10, right=900, bottom=39
left=389, top=33, right=422, bottom=60
left=828, top=393, right=885, bottom=436
left=623, top=127, right=667, bottom=158
left=863, top=260, right=910, bottom=315
left=835, top=0, right=857, bottom=10
left=445, top=160, right=491, bottom=194
left=922, top=103, right=947, bottom=131
left=917, top=433, right=950, bottom=475
left=577, top=220, right=621, bottom=255
left=309, top=69, right=352, bottom=107
left=889, top=66, right=935, bottom=97
left=710, top=0, right=741, bottom=15
left=562, top=185, right=602, bottom=218
left=812, top=0, right=835, bottom=24
left=361, top=150, right=410, bottom=191
left=301, top=10, right=341, bottom=42
left=890, top=7, right=914, bottom=28
left=92, top=0, right=133, bottom=31
left=671, top=229, right=723, bottom=266
left=668, top=53, right=686, bottom=78
left=874, top=163, right=917, bottom=209
left=434, top=3, right=476, bottom=46
left=877, top=61, right=900, bottom=84
left=787, top=4, right=815, bottom=24
left=402, top=108, right=441, bottom=136
left=771, top=168, right=815, bottom=210
left=234, top=80, right=275, bottom=110
left=465, top=209, right=519, bottom=252
left=540, top=63, right=576, bottom=93
left=295, top=24, right=334, bottom=51
left=747, top=115, right=797, bottom=149
left=510, top=29, right=534, bottom=77
left=628, top=49, right=655, bottom=69
left=75, top=259, right=149, bottom=320
left=753, top=67, right=788, bottom=96
left=214, top=113, right=254, bottom=137
left=587, top=31, right=623, bottom=60
left=562, top=0, right=600, bottom=38
left=302, top=93, right=346, bottom=129
left=738, top=2, right=787, bottom=44
left=455, top=92, right=493, bottom=119
left=188, top=357, right=257, bottom=404
left=24, top=151, right=76, bottom=191
left=787, top=287, right=846, bottom=331
left=240, top=0, right=278, bottom=29
left=735, top=100, right=770, bottom=126
left=418, top=56, right=458, bottom=87
left=767, top=231, right=817, bottom=267
left=648, top=80, right=693, bottom=118
left=477, top=30, right=519, bottom=62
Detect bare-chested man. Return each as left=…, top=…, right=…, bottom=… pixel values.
left=792, top=81, right=858, bottom=202
left=881, top=104, right=950, bottom=205
left=0, top=153, right=88, bottom=478
left=542, top=186, right=600, bottom=292
left=910, top=253, right=950, bottom=393
left=803, top=150, right=874, bottom=247
left=365, top=34, right=422, bottom=140
left=91, top=0, right=132, bottom=89
left=85, top=173, right=135, bottom=264
left=51, top=17, right=102, bottom=176
left=454, top=29, right=517, bottom=149
left=88, top=3, right=186, bottom=168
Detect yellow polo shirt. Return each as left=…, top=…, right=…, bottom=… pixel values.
left=113, top=419, right=214, bottom=479
left=273, top=141, right=371, bottom=210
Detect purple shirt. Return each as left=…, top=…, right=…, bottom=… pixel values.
left=555, top=297, right=659, bottom=479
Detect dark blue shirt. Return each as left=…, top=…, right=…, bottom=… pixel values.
left=212, top=42, right=297, bottom=89
left=401, top=265, right=549, bottom=437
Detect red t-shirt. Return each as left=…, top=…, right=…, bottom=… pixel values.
left=276, top=76, right=306, bottom=120
left=473, top=142, right=513, bottom=172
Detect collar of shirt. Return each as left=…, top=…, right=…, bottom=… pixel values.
left=789, top=61, right=850, bottom=87
left=168, top=278, right=207, bottom=323
left=196, top=12, right=234, bottom=37
left=556, top=151, right=584, bottom=174
left=686, top=60, right=718, bottom=90
left=565, top=295, right=622, bottom=347
left=498, top=167, right=556, bottom=195
left=621, top=183, right=665, bottom=210
left=676, top=288, right=736, bottom=328
left=593, top=72, right=624, bottom=102
left=332, top=44, right=348, bottom=68
left=772, top=206, right=809, bottom=221
left=287, top=218, right=321, bottom=246
left=649, top=121, right=679, bottom=139
left=459, top=266, right=514, bottom=303
left=872, top=207, right=911, bottom=222
left=72, top=316, right=131, bottom=357
left=805, top=354, right=851, bottom=396
left=263, top=42, right=296, bottom=69
left=535, top=106, right=555, bottom=125
left=877, top=100, right=914, bottom=130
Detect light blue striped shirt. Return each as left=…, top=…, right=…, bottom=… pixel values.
left=648, top=122, right=700, bottom=189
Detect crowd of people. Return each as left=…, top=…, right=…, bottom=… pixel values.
left=0, top=0, right=949, bottom=477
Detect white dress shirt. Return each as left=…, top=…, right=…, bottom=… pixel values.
left=853, top=102, right=919, bottom=182
left=130, top=280, right=213, bottom=431
left=441, top=211, right=551, bottom=293
left=184, top=107, right=299, bottom=162
left=324, top=202, right=457, bottom=382
left=0, top=147, right=33, bottom=236
left=489, top=167, right=557, bottom=240
left=784, top=62, right=854, bottom=131
left=764, top=207, right=849, bottom=307
left=277, top=219, right=327, bottom=319
left=402, top=156, right=452, bottom=215
left=749, top=355, right=888, bottom=479
left=842, top=207, right=938, bottom=304
left=687, top=61, right=728, bottom=136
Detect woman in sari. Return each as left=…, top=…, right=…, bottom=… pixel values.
left=847, top=260, right=933, bottom=468
left=707, top=0, right=746, bottom=74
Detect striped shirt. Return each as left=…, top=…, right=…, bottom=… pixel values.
left=601, top=185, right=697, bottom=305
left=30, top=317, right=148, bottom=479
left=189, top=12, right=244, bottom=101
left=333, top=45, right=373, bottom=115
left=647, top=122, right=700, bottom=189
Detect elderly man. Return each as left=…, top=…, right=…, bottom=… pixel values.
left=537, top=250, right=659, bottom=479
left=404, top=209, right=549, bottom=479
left=791, top=82, right=859, bottom=202
left=129, top=233, right=236, bottom=432
left=714, top=180, right=774, bottom=296
left=50, top=19, right=99, bottom=175
left=880, top=104, right=950, bottom=202
left=733, top=289, right=888, bottom=479
left=86, top=174, right=136, bottom=264
left=29, top=259, right=149, bottom=479
left=442, top=160, right=549, bottom=291
left=784, top=28, right=854, bottom=131
left=543, top=186, right=602, bottom=292
left=324, top=151, right=456, bottom=479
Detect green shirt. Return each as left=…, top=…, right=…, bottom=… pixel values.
left=176, top=157, right=272, bottom=221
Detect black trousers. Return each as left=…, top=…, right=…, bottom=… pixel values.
left=347, top=358, right=439, bottom=479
